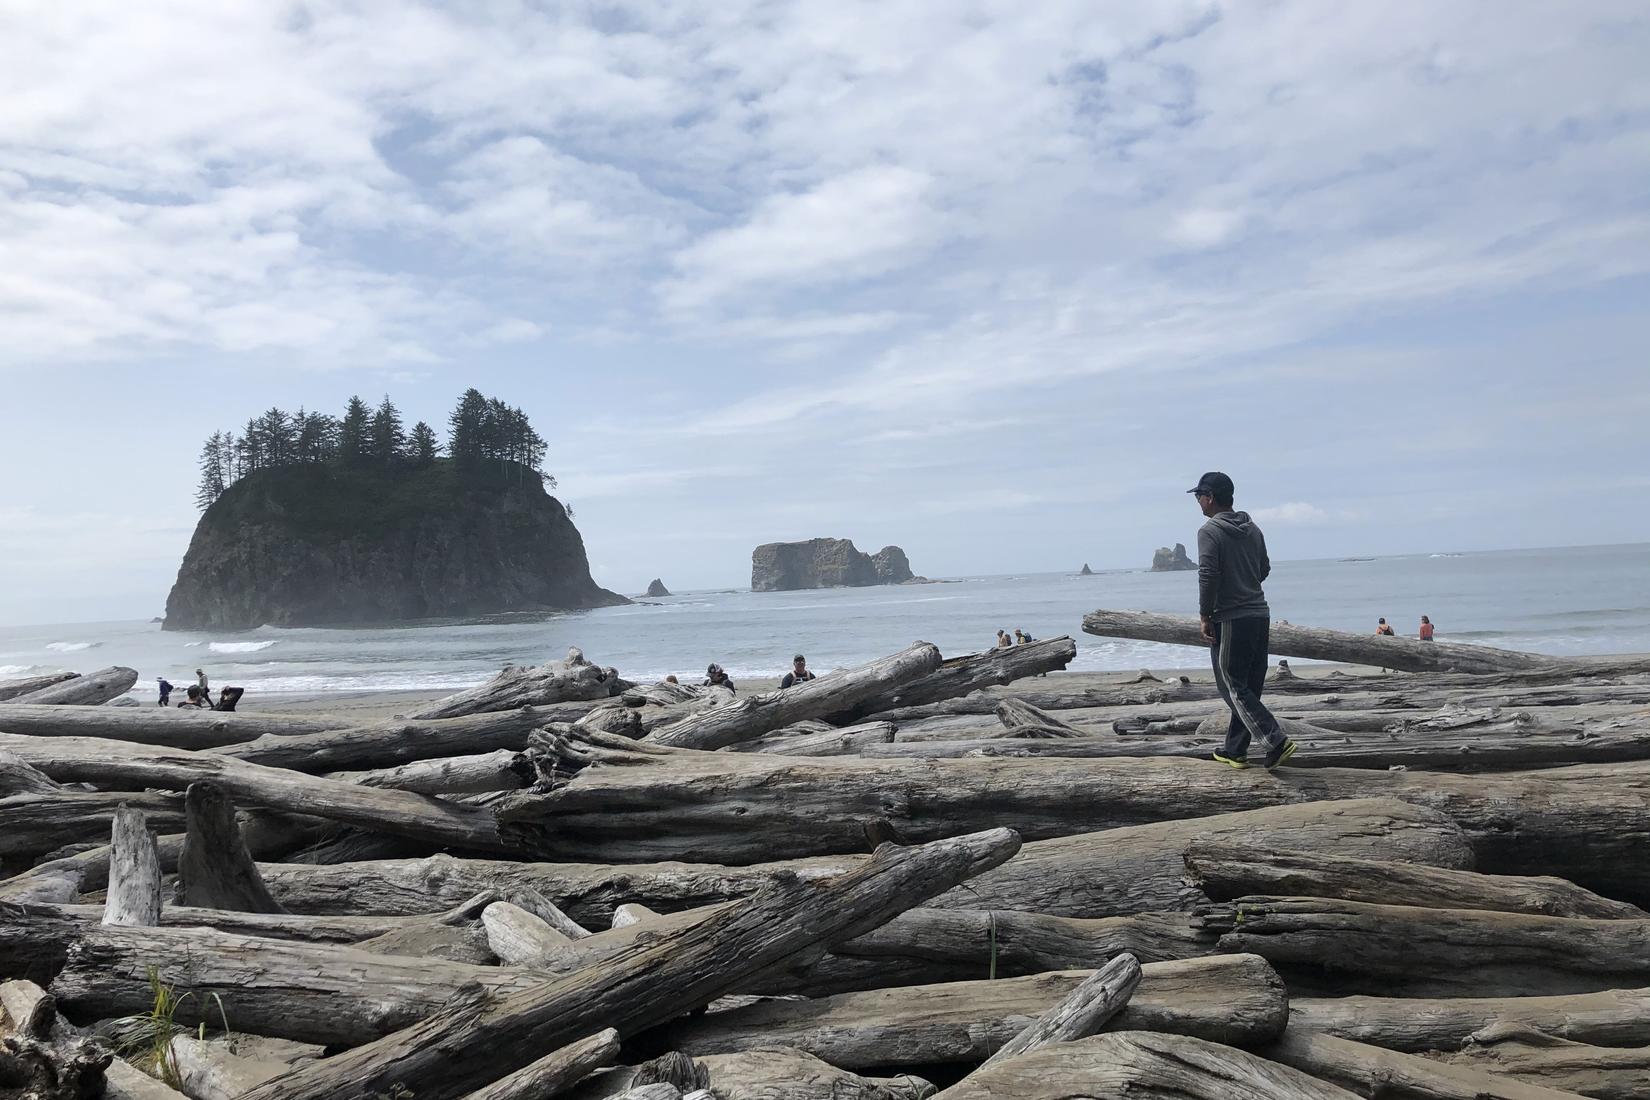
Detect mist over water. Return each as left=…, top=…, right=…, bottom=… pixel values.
left=2, top=544, right=1646, bottom=700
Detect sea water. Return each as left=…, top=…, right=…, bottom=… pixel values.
left=2, top=543, right=1646, bottom=700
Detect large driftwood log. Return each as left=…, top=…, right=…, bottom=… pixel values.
left=326, top=749, right=532, bottom=793
left=219, top=708, right=556, bottom=771
left=646, top=643, right=943, bottom=750
left=0, top=749, right=62, bottom=795
left=1184, top=845, right=1644, bottom=919
left=1204, top=897, right=1650, bottom=997
left=173, top=782, right=284, bottom=913
left=975, top=951, right=1142, bottom=1070
left=694, top=1049, right=935, bottom=1100
left=480, top=901, right=572, bottom=967
left=165, top=1036, right=290, bottom=1100
left=834, top=637, right=1078, bottom=722
left=237, top=828, right=1020, bottom=1100
left=1083, top=609, right=1553, bottom=674
left=0, top=733, right=509, bottom=853
left=408, top=648, right=628, bottom=719
left=1432, top=1033, right=1650, bottom=1100
left=503, top=735, right=1650, bottom=899
left=0, top=790, right=183, bottom=860
left=0, top=672, right=77, bottom=702
left=103, top=806, right=161, bottom=927
left=1263, top=1028, right=1588, bottom=1100
left=0, top=704, right=348, bottom=748
left=649, top=955, right=1287, bottom=1068
left=0, top=979, right=188, bottom=1100
left=1290, top=989, right=1650, bottom=1052
left=259, top=798, right=1471, bottom=922
left=4, top=666, right=138, bottom=706
left=935, top=1031, right=1358, bottom=1100
left=459, top=1029, right=620, bottom=1100
left=727, top=721, right=896, bottom=756
left=41, top=895, right=496, bottom=946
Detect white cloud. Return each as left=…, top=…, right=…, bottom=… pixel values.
left=1251, top=502, right=1333, bottom=525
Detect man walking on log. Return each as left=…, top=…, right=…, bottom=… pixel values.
left=1189, top=472, right=1296, bottom=769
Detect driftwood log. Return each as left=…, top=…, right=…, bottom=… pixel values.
left=174, top=782, right=285, bottom=913
left=237, top=828, right=1020, bottom=1100
left=326, top=749, right=533, bottom=793
left=1204, top=897, right=1650, bottom=997
left=645, top=642, right=942, bottom=750
left=407, top=648, right=628, bottom=719
left=102, top=806, right=161, bottom=927
left=0, top=750, right=61, bottom=796
left=1289, top=989, right=1650, bottom=1052
left=1262, top=1028, right=1589, bottom=1099
left=1183, top=845, right=1644, bottom=919
left=459, top=1029, right=620, bottom=1100
left=833, top=637, right=1078, bottom=722
left=1432, top=1033, right=1650, bottom=1100
left=3, top=666, right=138, bottom=706
left=257, top=798, right=1471, bottom=923
left=0, top=979, right=187, bottom=1100
left=727, top=721, right=897, bottom=756
left=934, top=1031, right=1358, bottom=1100
left=1082, top=609, right=1554, bottom=674
left=218, top=708, right=558, bottom=771
left=0, top=672, right=77, bottom=702
left=975, top=951, right=1143, bottom=1070
left=0, top=789, right=183, bottom=861
left=648, top=954, right=1288, bottom=1067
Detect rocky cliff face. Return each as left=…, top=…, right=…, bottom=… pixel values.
left=164, top=462, right=627, bottom=630
left=1151, top=543, right=1198, bottom=571
left=751, top=538, right=917, bottom=591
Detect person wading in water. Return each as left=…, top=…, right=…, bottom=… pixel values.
left=1190, top=472, right=1297, bottom=770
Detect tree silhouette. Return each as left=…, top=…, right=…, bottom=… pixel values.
left=370, top=396, right=405, bottom=463
left=195, top=432, right=229, bottom=510
left=339, top=396, right=370, bottom=466
left=406, top=421, right=439, bottom=466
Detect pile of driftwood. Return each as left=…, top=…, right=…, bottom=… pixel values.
left=4, top=620, right=1650, bottom=1099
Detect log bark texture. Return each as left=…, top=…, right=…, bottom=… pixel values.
left=459, top=1029, right=619, bottom=1100
left=727, top=721, right=896, bottom=756
left=237, top=828, right=1020, bottom=1100
left=833, top=637, right=1078, bottom=722
left=975, top=951, right=1142, bottom=1070
left=103, top=806, right=161, bottom=927
left=1262, top=1028, right=1589, bottom=1100
left=1289, top=989, right=1650, bottom=1052
left=326, top=749, right=532, bottom=793
left=1083, top=608, right=1553, bottom=674
left=3, top=666, right=138, bottom=706
left=648, top=955, right=1287, bottom=1068
left=220, top=708, right=556, bottom=771
left=1432, top=1034, right=1650, bottom=1100
left=173, top=782, right=284, bottom=913
left=934, top=1031, right=1359, bottom=1100
left=1184, top=845, right=1644, bottom=919
left=407, top=648, right=627, bottom=719
left=0, top=790, right=182, bottom=859
left=0, top=672, right=77, bottom=702
left=166, top=1036, right=290, bottom=1100
left=645, top=643, right=942, bottom=750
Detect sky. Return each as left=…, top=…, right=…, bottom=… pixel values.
left=2, top=1, right=1648, bottom=625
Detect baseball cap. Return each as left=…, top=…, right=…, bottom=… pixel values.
left=1186, top=472, right=1234, bottom=499
left=793, top=654, right=806, bottom=662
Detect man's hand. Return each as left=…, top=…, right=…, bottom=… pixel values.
left=1200, top=615, right=1216, bottom=644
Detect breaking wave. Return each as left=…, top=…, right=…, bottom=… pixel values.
left=209, top=640, right=280, bottom=654
left=46, top=641, right=102, bottom=652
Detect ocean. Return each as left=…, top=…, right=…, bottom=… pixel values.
left=2, top=543, right=1647, bottom=701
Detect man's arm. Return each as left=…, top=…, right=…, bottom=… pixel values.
left=1197, top=525, right=1219, bottom=642
left=1255, top=527, right=1271, bottom=582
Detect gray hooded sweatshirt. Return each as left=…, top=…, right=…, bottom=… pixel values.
left=1197, top=510, right=1270, bottom=622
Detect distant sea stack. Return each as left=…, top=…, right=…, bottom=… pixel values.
left=1080, top=563, right=1094, bottom=576
left=1151, top=543, right=1197, bottom=571
left=164, top=462, right=627, bottom=630
left=645, top=578, right=671, bottom=597
left=751, top=538, right=920, bottom=592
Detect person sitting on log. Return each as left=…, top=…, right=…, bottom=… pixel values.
left=1189, top=471, right=1296, bottom=770
left=996, top=629, right=1013, bottom=648
left=1376, top=618, right=1396, bottom=636
left=704, top=663, right=736, bottom=693
left=212, top=686, right=245, bottom=711
left=1419, top=615, right=1435, bottom=641
left=177, top=685, right=208, bottom=708
left=779, top=654, right=816, bottom=689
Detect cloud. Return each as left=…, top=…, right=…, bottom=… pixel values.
left=1250, top=502, right=1332, bottom=525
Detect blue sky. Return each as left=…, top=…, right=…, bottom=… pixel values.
left=1, top=1, right=1648, bottom=624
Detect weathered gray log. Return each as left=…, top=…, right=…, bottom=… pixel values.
left=260, top=798, right=1470, bottom=924
left=408, top=648, right=629, bottom=719
left=1432, top=1033, right=1650, bottom=1100
left=481, top=901, right=572, bottom=966
left=347, top=891, right=496, bottom=964
left=975, top=951, right=1142, bottom=1071
left=0, top=1032, right=112, bottom=1100
left=834, top=637, right=1078, bottom=723
left=166, top=1036, right=290, bottom=1100
left=1, top=979, right=58, bottom=1037
left=41, top=895, right=495, bottom=947
left=0, top=748, right=62, bottom=795
left=727, top=721, right=897, bottom=756
left=173, top=782, right=284, bottom=913
left=460, top=1029, right=620, bottom=1100
left=1083, top=609, right=1553, bottom=674
left=1263, top=1027, right=1588, bottom=1099
left=650, top=955, right=1287, bottom=1068
left=0, top=704, right=353, bottom=748
left=611, top=902, right=659, bottom=929
left=936, top=1031, right=1359, bottom=1100
left=326, top=749, right=533, bottom=793
left=0, top=791, right=183, bottom=860
left=0, top=672, right=77, bottom=702
left=646, top=643, right=943, bottom=750
left=1290, top=989, right=1650, bottom=1053
left=0, top=979, right=187, bottom=1100
left=103, top=806, right=161, bottom=927
left=0, top=733, right=508, bottom=854
left=237, top=828, right=1021, bottom=1100
left=1204, top=897, right=1650, bottom=997
left=693, top=1049, right=935, bottom=1100
left=994, top=696, right=1088, bottom=736
left=4, top=666, right=138, bottom=706
left=1184, top=845, right=1644, bottom=919
left=220, top=708, right=559, bottom=772
left=502, top=735, right=1650, bottom=900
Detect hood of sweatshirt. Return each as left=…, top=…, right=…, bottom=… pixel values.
left=1208, top=510, right=1254, bottom=538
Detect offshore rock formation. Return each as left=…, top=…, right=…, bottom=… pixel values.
left=1151, top=543, right=1198, bottom=572
left=163, top=462, right=627, bottom=630
left=1080, top=563, right=1094, bottom=576
left=751, top=538, right=918, bottom=592
left=646, top=579, right=671, bottom=597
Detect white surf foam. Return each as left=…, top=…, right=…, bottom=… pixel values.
left=46, top=641, right=102, bottom=652
left=209, top=640, right=279, bottom=654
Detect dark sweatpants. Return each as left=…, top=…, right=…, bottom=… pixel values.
left=1210, top=616, right=1282, bottom=759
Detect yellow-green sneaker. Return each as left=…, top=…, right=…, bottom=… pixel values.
left=1263, top=739, right=1298, bottom=769
left=1212, top=752, right=1250, bottom=769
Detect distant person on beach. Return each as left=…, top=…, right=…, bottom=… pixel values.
left=156, top=678, right=172, bottom=707
left=1376, top=619, right=1396, bottom=636
left=1190, top=471, right=1295, bottom=770
left=1013, top=629, right=1026, bottom=644
left=195, top=668, right=213, bottom=706
left=779, top=654, right=816, bottom=689
left=177, top=685, right=206, bottom=708
left=1419, top=615, right=1435, bottom=641
left=704, top=663, right=736, bottom=693
left=996, top=629, right=1012, bottom=648
left=665, top=674, right=679, bottom=684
